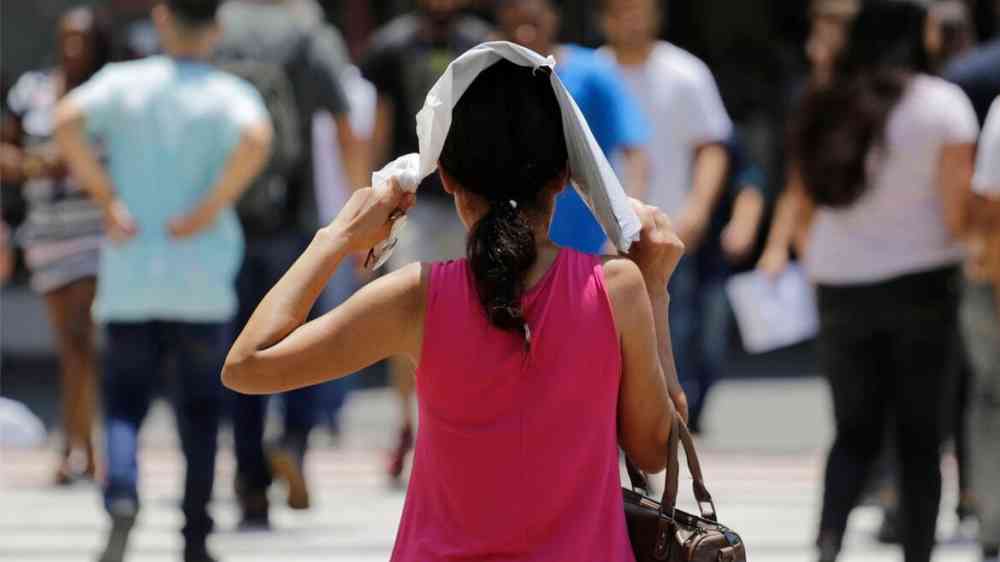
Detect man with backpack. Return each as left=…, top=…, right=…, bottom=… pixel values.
left=215, top=0, right=362, bottom=529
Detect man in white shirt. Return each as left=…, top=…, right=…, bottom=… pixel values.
left=600, top=0, right=732, bottom=432
left=965, top=96, right=1000, bottom=562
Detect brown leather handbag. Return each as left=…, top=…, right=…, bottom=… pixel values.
left=623, top=415, right=747, bottom=562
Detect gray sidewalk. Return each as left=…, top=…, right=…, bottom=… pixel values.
left=0, top=379, right=980, bottom=562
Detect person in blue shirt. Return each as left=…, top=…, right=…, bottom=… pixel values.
left=497, top=0, right=649, bottom=254
left=54, top=1, right=272, bottom=561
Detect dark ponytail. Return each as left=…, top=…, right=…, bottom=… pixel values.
left=794, top=0, right=928, bottom=208
left=467, top=200, right=537, bottom=336
left=439, top=60, right=568, bottom=342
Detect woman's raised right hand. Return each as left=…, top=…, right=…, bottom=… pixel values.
left=324, top=178, right=415, bottom=255
left=627, top=199, right=685, bottom=288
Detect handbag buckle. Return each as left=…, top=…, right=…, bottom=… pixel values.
left=654, top=518, right=674, bottom=560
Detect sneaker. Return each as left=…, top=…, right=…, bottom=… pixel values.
left=183, top=543, right=218, bottom=562
left=983, top=544, right=999, bottom=562
left=268, top=447, right=310, bottom=510
left=97, top=502, right=136, bottom=562
left=387, top=425, right=413, bottom=483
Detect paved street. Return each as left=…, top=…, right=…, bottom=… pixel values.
left=0, top=380, right=980, bottom=562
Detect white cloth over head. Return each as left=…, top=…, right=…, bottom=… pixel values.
left=368, top=41, right=642, bottom=269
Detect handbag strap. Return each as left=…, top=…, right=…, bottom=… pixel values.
left=625, top=414, right=719, bottom=522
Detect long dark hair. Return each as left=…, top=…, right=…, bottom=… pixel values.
left=61, top=6, right=114, bottom=89
left=794, top=0, right=929, bottom=208
left=439, top=60, right=568, bottom=341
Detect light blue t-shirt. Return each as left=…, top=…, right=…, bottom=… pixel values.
left=69, top=56, right=268, bottom=323
left=550, top=44, right=649, bottom=254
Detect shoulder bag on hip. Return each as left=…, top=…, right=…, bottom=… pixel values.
left=623, top=415, right=748, bottom=562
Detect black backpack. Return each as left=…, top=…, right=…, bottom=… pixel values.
left=216, top=46, right=304, bottom=236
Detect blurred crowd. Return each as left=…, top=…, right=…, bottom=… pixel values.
left=1, top=1, right=999, bottom=562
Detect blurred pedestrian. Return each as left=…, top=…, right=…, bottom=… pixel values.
left=719, top=134, right=769, bottom=267
left=498, top=0, right=649, bottom=256
left=311, top=64, right=377, bottom=438
left=359, top=0, right=491, bottom=483
left=962, top=96, right=1000, bottom=562
left=945, top=33, right=1000, bottom=125
left=758, top=0, right=858, bottom=277
left=925, top=0, right=975, bottom=74
left=930, top=0, right=979, bottom=533
left=214, top=0, right=363, bottom=526
left=223, top=57, right=684, bottom=562
left=599, top=0, right=733, bottom=431
left=788, top=3, right=980, bottom=562
left=0, top=5, right=112, bottom=485
left=54, top=0, right=272, bottom=560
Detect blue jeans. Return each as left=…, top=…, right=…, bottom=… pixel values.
left=668, top=253, right=731, bottom=431
left=103, top=321, right=227, bottom=544
left=231, top=231, right=320, bottom=495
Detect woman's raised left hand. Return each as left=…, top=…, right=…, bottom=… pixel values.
left=323, top=178, right=416, bottom=255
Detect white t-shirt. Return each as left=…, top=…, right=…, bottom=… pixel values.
left=602, top=42, right=732, bottom=215
left=974, top=96, right=1000, bottom=197
left=806, top=74, right=980, bottom=285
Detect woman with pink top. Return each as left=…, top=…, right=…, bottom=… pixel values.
left=223, top=59, right=685, bottom=560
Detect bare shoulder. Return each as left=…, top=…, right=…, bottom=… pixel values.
left=601, top=256, right=646, bottom=295
left=378, top=261, right=427, bottom=310
left=599, top=257, right=649, bottom=331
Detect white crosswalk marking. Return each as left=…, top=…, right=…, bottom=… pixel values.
left=0, top=383, right=982, bottom=562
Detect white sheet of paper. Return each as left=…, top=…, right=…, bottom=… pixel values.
left=725, top=265, right=819, bottom=354
left=367, top=41, right=641, bottom=269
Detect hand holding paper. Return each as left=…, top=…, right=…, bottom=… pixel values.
left=328, top=178, right=415, bottom=257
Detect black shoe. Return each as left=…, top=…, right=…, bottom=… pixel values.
left=97, top=502, right=137, bottom=562
left=183, top=543, right=218, bottom=562
left=876, top=508, right=901, bottom=544
left=237, top=490, right=270, bottom=531
left=237, top=511, right=270, bottom=532
left=957, top=499, right=978, bottom=523
left=816, top=532, right=841, bottom=562
left=983, top=544, right=999, bottom=562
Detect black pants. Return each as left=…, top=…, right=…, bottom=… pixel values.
left=231, top=231, right=319, bottom=496
left=817, top=266, right=959, bottom=562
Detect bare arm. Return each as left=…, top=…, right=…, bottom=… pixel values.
left=53, top=99, right=115, bottom=209
left=621, top=146, right=650, bottom=200
left=937, top=143, right=976, bottom=238
left=1, top=114, right=26, bottom=183
left=605, top=258, right=675, bottom=473
left=721, top=186, right=766, bottom=264
left=676, top=142, right=729, bottom=252
left=223, top=182, right=416, bottom=394
left=370, top=96, right=394, bottom=170
left=168, top=121, right=273, bottom=238
left=334, top=113, right=369, bottom=192
left=607, top=200, right=686, bottom=471
left=758, top=167, right=812, bottom=276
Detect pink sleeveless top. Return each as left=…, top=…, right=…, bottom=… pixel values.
left=390, top=249, right=635, bottom=562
